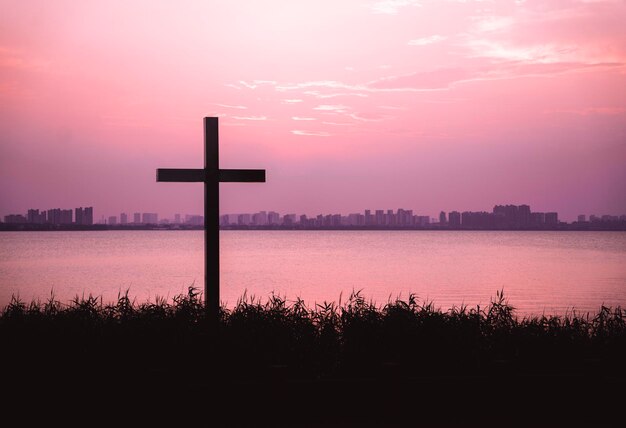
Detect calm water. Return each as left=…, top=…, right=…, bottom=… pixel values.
left=1, top=230, right=625, bottom=315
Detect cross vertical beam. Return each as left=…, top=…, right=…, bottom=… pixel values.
left=156, top=117, right=265, bottom=325
left=205, top=117, right=220, bottom=325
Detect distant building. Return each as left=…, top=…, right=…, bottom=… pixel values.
left=268, top=211, right=280, bottom=225
left=108, top=216, right=117, bottom=225
left=545, top=212, right=558, bottom=225
left=364, top=210, right=372, bottom=226
left=120, top=213, right=128, bottom=224
left=530, top=212, right=545, bottom=226
left=439, top=211, right=447, bottom=225
left=60, top=209, right=73, bottom=225
left=174, top=214, right=181, bottom=224
left=448, top=211, right=461, bottom=227
left=186, top=215, right=204, bottom=226
left=27, top=209, right=46, bottom=224
left=347, top=213, right=364, bottom=226
left=134, top=213, right=141, bottom=224
left=283, top=214, right=297, bottom=225
left=252, top=211, right=268, bottom=226
left=375, top=210, right=384, bottom=226
left=75, top=207, right=84, bottom=225
left=518, top=205, right=531, bottom=227
left=577, top=214, right=586, bottom=222
left=238, top=214, right=251, bottom=225
left=4, top=214, right=27, bottom=224
left=47, top=208, right=61, bottom=225
left=84, top=207, right=93, bottom=225
left=142, top=213, right=158, bottom=224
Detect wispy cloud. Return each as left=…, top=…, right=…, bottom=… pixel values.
left=368, top=0, right=422, bottom=15
left=303, top=91, right=369, bottom=99
left=238, top=80, right=277, bottom=89
left=231, top=115, right=268, bottom=121
left=292, top=116, right=317, bottom=121
left=291, top=130, right=332, bottom=136
left=214, top=103, right=247, bottom=109
left=313, top=105, right=350, bottom=113
left=283, top=99, right=304, bottom=104
left=408, top=35, right=447, bottom=46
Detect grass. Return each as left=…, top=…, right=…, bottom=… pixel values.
left=2, top=287, right=624, bottom=381
left=2, top=287, right=624, bottom=424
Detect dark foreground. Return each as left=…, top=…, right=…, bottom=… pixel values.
left=2, top=289, right=624, bottom=426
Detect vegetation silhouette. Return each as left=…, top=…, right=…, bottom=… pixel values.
left=2, top=287, right=624, bottom=425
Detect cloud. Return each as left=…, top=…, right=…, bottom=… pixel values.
left=348, top=112, right=389, bottom=122
left=276, top=80, right=366, bottom=92
left=231, top=115, right=268, bottom=121
left=303, top=91, right=369, bottom=99
left=292, top=117, right=317, bottom=121
left=369, top=68, right=474, bottom=90
left=313, top=105, right=350, bottom=113
left=238, top=80, right=277, bottom=89
left=214, top=103, right=247, bottom=109
left=283, top=99, right=304, bottom=104
left=368, top=0, right=422, bottom=15
left=291, top=130, right=332, bottom=136
left=408, top=35, right=447, bottom=46
left=470, top=15, right=514, bottom=33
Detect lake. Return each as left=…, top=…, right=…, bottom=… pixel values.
left=1, top=230, right=625, bottom=316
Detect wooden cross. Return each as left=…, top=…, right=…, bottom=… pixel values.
left=156, top=117, right=266, bottom=323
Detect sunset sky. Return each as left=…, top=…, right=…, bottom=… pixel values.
left=1, top=0, right=625, bottom=221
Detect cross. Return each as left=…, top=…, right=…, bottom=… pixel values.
left=156, top=117, right=266, bottom=324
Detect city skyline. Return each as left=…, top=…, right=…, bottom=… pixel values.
left=4, top=203, right=626, bottom=228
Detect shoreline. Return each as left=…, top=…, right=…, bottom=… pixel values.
left=2, top=224, right=625, bottom=231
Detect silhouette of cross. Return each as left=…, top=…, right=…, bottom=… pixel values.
left=157, top=117, right=266, bottom=323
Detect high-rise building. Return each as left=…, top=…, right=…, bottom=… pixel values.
left=252, top=211, right=268, bottom=226
left=134, top=213, right=141, bottom=224
left=186, top=215, right=204, bottom=226
left=448, top=211, right=461, bottom=227
left=60, top=209, right=73, bottom=224
left=238, top=214, right=251, bottom=225
left=518, top=205, right=531, bottom=227
left=545, top=212, right=558, bottom=225
left=4, top=214, right=27, bottom=223
left=375, top=210, right=384, bottom=226
left=108, top=216, right=117, bottom=225
left=283, top=214, right=296, bottom=225
left=75, top=207, right=84, bottom=225
left=174, top=214, right=181, bottom=224
left=47, top=208, right=61, bottom=224
left=577, top=214, right=586, bottom=222
left=439, top=211, right=447, bottom=225
left=84, top=207, right=93, bottom=225
left=120, top=213, right=128, bottom=224
left=142, top=213, right=158, bottom=224
left=364, top=210, right=372, bottom=226
left=27, top=209, right=46, bottom=224
left=530, top=212, right=545, bottom=226
left=268, top=211, right=280, bottom=225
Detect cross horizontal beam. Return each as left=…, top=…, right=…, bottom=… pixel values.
left=157, top=168, right=265, bottom=183
left=219, top=169, right=265, bottom=182
left=157, top=168, right=205, bottom=182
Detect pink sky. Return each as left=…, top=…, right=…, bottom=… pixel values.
left=1, top=0, right=625, bottom=222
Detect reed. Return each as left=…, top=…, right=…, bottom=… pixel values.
left=2, top=286, right=624, bottom=384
